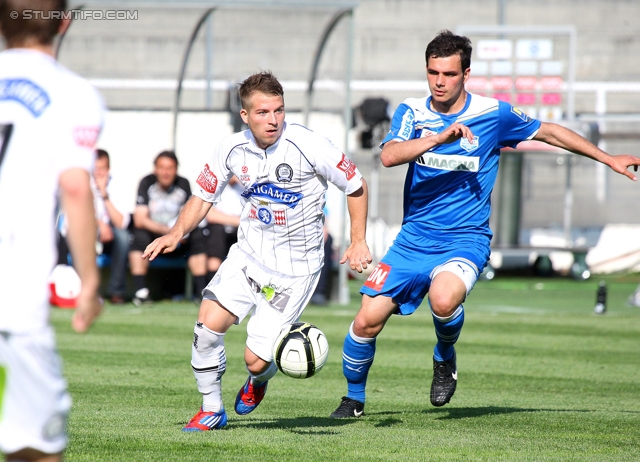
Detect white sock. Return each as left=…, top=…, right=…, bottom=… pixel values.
left=191, top=322, right=226, bottom=412
left=250, top=361, right=278, bottom=386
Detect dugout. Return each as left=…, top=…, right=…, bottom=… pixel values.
left=62, top=0, right=360, bottom=303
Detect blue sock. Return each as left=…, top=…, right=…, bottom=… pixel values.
left=432, top=305, right=464, bottom=362
left=342, top=322, right=376, bottom=403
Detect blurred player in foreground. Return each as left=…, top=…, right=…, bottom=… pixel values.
left=143, top=71, right=371, bottom=431
left=0, top=0, right=104, bottom=460
left=330, top=30, right=640, bottom=418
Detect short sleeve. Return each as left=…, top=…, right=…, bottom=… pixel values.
left=497, top=102, right=541, bottom=149
left=381, top=102, right=415, bottom=146
left=193, top=141, right=235, bottom=205
left=307, top=133, right=363, bottom=195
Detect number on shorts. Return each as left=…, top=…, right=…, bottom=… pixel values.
left=0, top=123, right=14, bottom=171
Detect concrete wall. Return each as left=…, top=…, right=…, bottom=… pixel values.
left=48, top=0, right=640, bottom=112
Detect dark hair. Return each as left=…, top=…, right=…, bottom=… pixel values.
left=96, top=148, right=109, bottom=160
left=154, top=150, right=179, bottom=166
left=425, top=30, right=473, bottom=72
left=96, top=148, right=109, bottom=166
left=0, top=0, right=66, bottom=47
left=238, top=71, right=284, bottom=110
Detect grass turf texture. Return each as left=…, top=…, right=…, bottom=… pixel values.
left=51, top=276, right=640, bottom=461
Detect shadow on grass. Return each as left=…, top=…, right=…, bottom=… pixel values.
left=424, top=406, right=596, bottom=420
left=176, top=406, right=638, bottom=432
left=211, top=416, right=360, bottom=433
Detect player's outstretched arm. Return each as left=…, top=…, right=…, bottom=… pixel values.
left=340, top=178, right=372, bottom=273
left=142, top=195, right=212, bottom=261
left=380, top=122, right=474, bottom=167
left=534, top=122, right=640, bottom=181
left=59, top=167, right=102, bottom=333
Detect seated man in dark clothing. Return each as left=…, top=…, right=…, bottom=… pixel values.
left=128, top=150, right=207, bottom=305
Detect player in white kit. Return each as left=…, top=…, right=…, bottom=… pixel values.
left=143, top=71, right=372, bottom=431
left=0, top=1, right=104, bottom=461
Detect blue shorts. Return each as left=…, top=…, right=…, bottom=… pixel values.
left=360, top=232, right=490, bottom=315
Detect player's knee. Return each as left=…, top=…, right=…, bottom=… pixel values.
left=352, top=316, right=382, bottom=339
left=192, top=323, right=225, bottom=365
left=428, top=291, right=459, bottom=317
left=245, top=358, right=270, bottom=376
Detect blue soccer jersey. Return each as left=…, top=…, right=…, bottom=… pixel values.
left=362, top=93, right=541, bottom=313
left=383, top=93, right=541, bottom=244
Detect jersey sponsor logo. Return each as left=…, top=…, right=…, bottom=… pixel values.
left=242, top=165, right=248, bottom=174
left=242, top=266, right=262, bottom=293
left=241, top=182, right=303, bottom=208
left=72, top=126, right=100, bottom=148
left=248, top=206, right=286, bottom=225
left=242, top=266, right=291, bottom=312
left=421, top=129, right=437, bottom=137
left=336, top=153, right=357, bottom=180
left=275, top=163, right=293, bottom=182
left=460, top=136, right=480, bottom=152
left=261, top=284, right=292, bottom=312
left=273, top=210, right=286, bottom=225
left=196, top=163, right=218, bottom=193
left=510, top=106, right=530, bottom=122
left=400, top=109, right=414, bottom=139
left=363, top=262, right=391, bottom=292
left=0, top=78, right=50, bottom=117
left=417, top=153, right=479, bottom=172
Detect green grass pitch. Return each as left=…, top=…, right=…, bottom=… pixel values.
left=51, top=276, right=640, bottom=461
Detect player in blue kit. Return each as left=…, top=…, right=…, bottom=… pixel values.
left=330, top=30, right=640, bottom=418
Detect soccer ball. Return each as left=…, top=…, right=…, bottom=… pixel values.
left=272, top=322, right=329, bottom=379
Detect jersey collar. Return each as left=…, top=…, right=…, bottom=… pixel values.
left=246, top=121, right=286, bottom=156
left=426, top=92, right=472, bottom=119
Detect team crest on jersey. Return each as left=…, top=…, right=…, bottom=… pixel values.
left=256, top=205, right=273, bottom=225
left=275, top=163, right=293, bottom=182
left=511, top=106, right=530, bottom=122
left=460, top=136, right=480, bottom=152
left=364, top=263, right=391, bottom=292
left=336, top=153, right=357, bottom=180
left=196, top=163, right=218, bottom=193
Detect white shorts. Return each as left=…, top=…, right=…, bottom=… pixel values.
left=203, top=246, right=320, bottom=362
left=0, top=326, right=71, bottom=456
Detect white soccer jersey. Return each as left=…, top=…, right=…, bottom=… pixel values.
left=193, top=122, right=362, bottom=276
left=0, top=49, right=105, bottom=333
